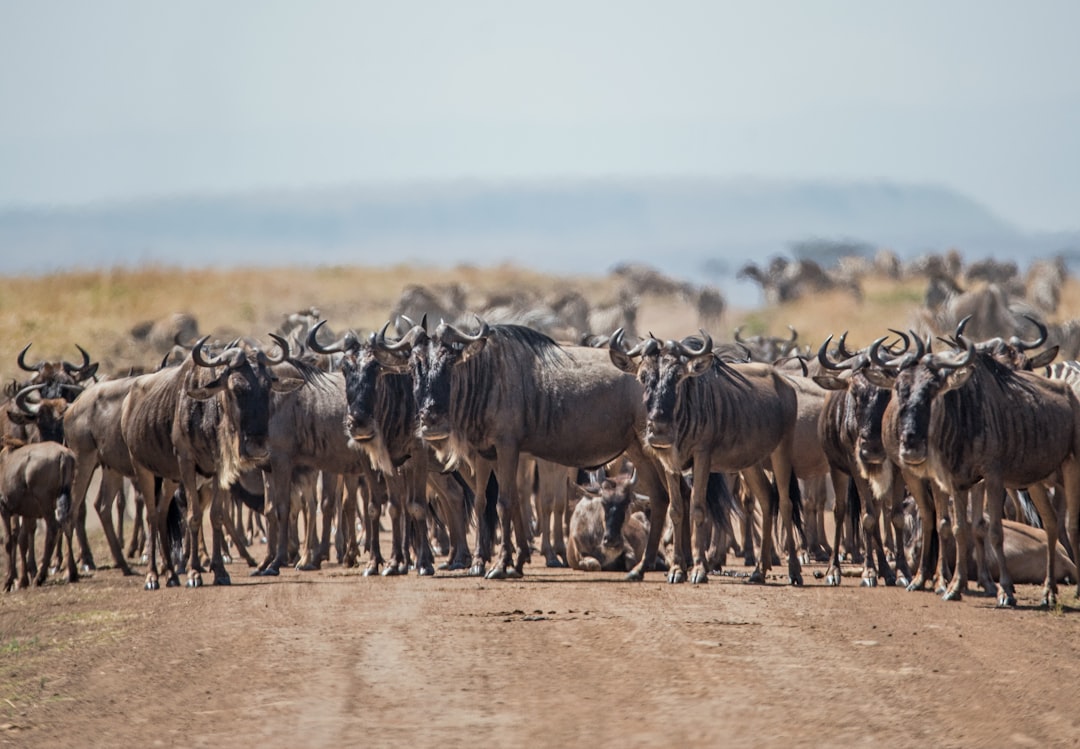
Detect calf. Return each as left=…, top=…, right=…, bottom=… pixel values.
left=0, top=438, right=76, bottom=590
left=568, top=472, right=652, bottom=572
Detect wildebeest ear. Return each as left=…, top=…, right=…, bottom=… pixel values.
left=685, top=353, right=714, bottom=378
left=609, top=348, right=640, bottom=375
left=940, top=365, right=975, bottom=394
left=270, top=376, right=304, bottom=394
left=1026, top=346, right=1059, bottom=369
left=458, top=339, right=486, bottom=364
left=185, top=373, right=228, bottom=401
left=861, top=368, right=895, bottom=390
left=812, top=373, right=849, bottom=391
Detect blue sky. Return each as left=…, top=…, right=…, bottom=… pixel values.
left=2, top=1, right=1078, bottom=231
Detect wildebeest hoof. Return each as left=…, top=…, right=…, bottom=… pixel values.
left=746, top=570, right=766, bottom=585
left=297, top=562, right=321, bottom=572
left=860, top=576, right=877, bottom=588
left=186, top=573, right=202, bottom=588
left=825, top=574, right=840, bottom=586
left=546, top=557, right=567, bottom=568
left=417, top=563, right=435, bottom=577
left=120, top=566, right=136, bottom=577
left=213, top=574, right=232, bottom=586
left=485, top=565, right=508, bottom=580
left=381, top=564, right=402, bottom=577
left=80, top=562, right=94, bottom=573
left=506, top=567, right=524, bottom=579
left=895, top=573, right=910, bottom=589
left=789, top=573, right=803, bottom=586
left=221, top=553, right=233, bottom=565
left=942, top=587, right=962, bottom=601
left=468, top=562, right=486, bottom=577
left=690, top=569, right=709, bottom=585
left=165, top=574, right=181, bottom=588
left=362, top=565, right=379, bottom=577
left=625, top=568, right=644, bottom=582
left=668, top=568, right=687, bottom=584
left=256, top=567, right=280, bottom=577
left=997, top=591, right=1017, bottom=608
left=144, top=576, right=160, bottom=591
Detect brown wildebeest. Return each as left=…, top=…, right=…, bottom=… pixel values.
left=0, top=438, right=76, bottom=591
left=610, top=329, right=802, bottom=586
left=567, top=471, right=653, bottom=573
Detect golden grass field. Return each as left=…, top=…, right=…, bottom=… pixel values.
left=1, top=261, right=1077, bottom=386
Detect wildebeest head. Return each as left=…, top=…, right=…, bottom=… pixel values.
left=307, top=320, right=386, bottom=445
left=610, top=328, right=713, bottom=449
left=185, top=335, right=303, bottom=463
left=7, top=382, right=82, bottom=443
left=813, top=333, right=895, bottom=469
left=580, top=470, right=641, bottom=548
left=863, top=333, right=976, bottom=466
left=413, top=317, right=490, bottom=442
left=12, top=343, right=98, bottom=400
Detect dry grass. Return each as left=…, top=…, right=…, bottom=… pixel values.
left=3, top=263, right=1076, bottom=386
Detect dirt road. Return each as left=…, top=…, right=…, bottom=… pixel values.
left=1, top=548, right=1078, bottom=749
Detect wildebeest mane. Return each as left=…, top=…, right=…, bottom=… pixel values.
left=487, top=324, right=568, bottom=367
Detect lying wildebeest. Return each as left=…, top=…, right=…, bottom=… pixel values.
left=0, top=437, right=76, bottom=591
left=568, top=471, right=652, bottom=572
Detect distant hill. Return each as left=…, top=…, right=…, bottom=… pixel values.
left=2, top=178, right=1077, bottom=304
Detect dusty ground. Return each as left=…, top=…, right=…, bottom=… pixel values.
left=1, top=521, right=1079, bottom=749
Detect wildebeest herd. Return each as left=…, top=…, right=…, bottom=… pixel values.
left=3, top=260, right=1080, bottom=613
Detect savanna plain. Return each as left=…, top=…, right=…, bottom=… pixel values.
left=1, top=263, right=1079, bottom=748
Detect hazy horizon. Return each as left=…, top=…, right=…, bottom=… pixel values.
left=3, top=1, right=1079, bottom=236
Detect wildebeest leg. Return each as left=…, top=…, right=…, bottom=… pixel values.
left=93, top=469, right=134, bottom=575
left=741, top=466, right=775, bottom=584
left=1061, top=456, right=1080, bottom=599
left=207, top=487, right=231, bottom=585
left=741, top=487, right=756, bottom=567
left=131, top=468, right=169, bottom=589
left=258, top=456, right=291, bottom=575
left=769, top=445, right=803, bottom=586
left=179, top=462, right=210, bottom=589
left=942, top=488, right=972, bottom=601
left=981, top=475, right=1015, bottom=607
left=34, top=518, right=60, bottom=587
left=316, top=472, right=340, bottom=567
left=824, top=469, right=849, bottom=586
left=855, top=475, right=892, bottom=588
left=127, top=490, right=147, bottom=561
left=405, top=464, right=435, bottom=576
left=427, top=472, right=471, bottom=571
left=624, top=448, right=670, bottom=581
left=363, top=479, right=386, bottom=576
left=1024, top=481, right=1060, bottom=608
left=662, top=471, right=688, bottom=584
left=689, top=451, right=716, bottom=584
left=886, top=476, right=912, bottom=587
left=339, top=474, right=361, bottom=568
left=486, top=446, right=522, bottom=580
left=967, top=483, right=994, bottom=595
left=218, top=495, right=257, bottom=568
left=468, top=460, right=496, bottom=577
left=71, top=499, right=95, bottom=572
left=2, top=514, right=16, bottom=592
left=16, top=520, right=32, bottom=589
left=902, top=476, right=936, bottom=591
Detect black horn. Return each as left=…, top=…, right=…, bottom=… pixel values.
left=1009, top=315, right=1048, bottom=351
left=17, top=343, right=42, bottom=372
left=62, top=344, right=94, bottom=376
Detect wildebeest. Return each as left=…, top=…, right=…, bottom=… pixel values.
left=610, top=329, right=802, bottom=586
left=0, top=438, right=76, bottom=591
left=308, top=320, right=472, bottom=576
left=403, top=318, right=674, bottom=581
left=121, top=337, right=302, bottom=589
left=567, top=471, right=653, bottom=572
left=865, top=334, right=1080, bottom=607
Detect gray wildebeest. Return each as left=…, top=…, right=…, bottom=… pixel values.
left=0, top=438, right=76, bottom=591
left=308, top=320, right=472, bottom=576
left=406, top=318, right=674, bottom=581
left=121, top=336, right=302, bottom=589
left=609, top=330, right=803, bottom=586
left=865, top=334, right=1080, bottom=607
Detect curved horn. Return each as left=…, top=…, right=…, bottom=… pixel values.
left=191, top=335, right=230, bottom=368
left=265, top=333, right=290, bottom=364
left=868, top=336, right=898, bottom=370
left=17, top=343, right=42, bottom=373
left=375, top=320, right=416, bottom=353
left=886, top=329, right=911, bottom=356
left=787, top=325, right=798, bottom=343
left=931, top=334, right=975, bottom=371
left=60, top=383, right=84, bottom=398
left=1010, top=315, right=1048, bottom=351
left=909, top=330, right=926, bottom=361
left=440, top=317, right=490, bottom=345
left=817, top=335, right=849, bottom=371
left=733, top=326, right=747, bottom=344
left=14, top=383, right=45, bottom=416
left=685, top=330, right=713, bottom=357
left=62, top=344, right=93, bottom=376
left=836, top=331, right=858, bottom=360
left=306, top=320, right=353, bottom=355
left=954, top=315, right=973, bottom=340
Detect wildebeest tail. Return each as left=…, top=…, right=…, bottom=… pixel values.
left=166, top=486, right=185, bottom=570
left=230, top=479, right=266, bottom=513
left=1015, top=489, right=1042, bottom=528
left=788, top=470, right=805, bottom=548
left=55, top=485, right=73, bottom=527
left=704, top=472, right=738, bottom=539
left=846, top=477, right=861, bottom=521
left=449, top=469, right=476, bottom=523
